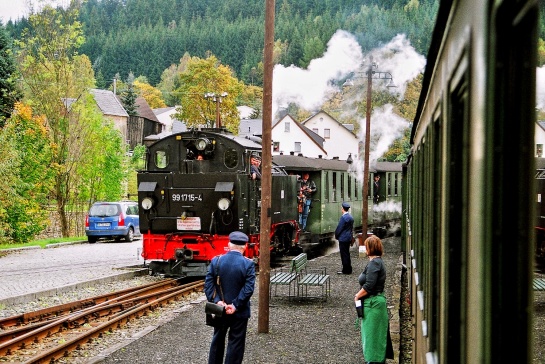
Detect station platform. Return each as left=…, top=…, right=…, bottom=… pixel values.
left=94, top=236, right=404, bottom=364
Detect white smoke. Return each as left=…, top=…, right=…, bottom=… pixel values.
left=537, top=66, right=545, bottom=110
left=272, top=29, right=364, bottom=117
left=366, top=34, right=426, bottom=97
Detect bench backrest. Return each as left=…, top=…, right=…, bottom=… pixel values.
left=290, top=253, right=308, bottom=273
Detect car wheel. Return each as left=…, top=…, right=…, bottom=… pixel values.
left=88, top=237, right=97, bottom=244
left=125, top=227, right=134, bottom=242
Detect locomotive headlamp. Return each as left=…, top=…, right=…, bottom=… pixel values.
left=141, top=197, right=154, bottom=210
left=218, top=198, right=230, bottom=211
left=195, top=138, right=210, bottom=151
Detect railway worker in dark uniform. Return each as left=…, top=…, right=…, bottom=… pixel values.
left=373, top=175, right=381, bottom=204
left=204, top=231, right=256, bottom=364
left=298, top=172, right=316, bottom=231
left=335, top=202, right=354, bottom=274
left=250, top=153, right=261, bottom=180
left=354, top=235, right=393, bottom=363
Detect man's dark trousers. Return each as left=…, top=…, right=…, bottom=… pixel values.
left=339, top=240, right=352, bottom=274
left=208, top=316, right=249, bottom=364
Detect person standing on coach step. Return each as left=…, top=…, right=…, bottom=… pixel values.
left=204, top=231, right=256, bottom=364
left=335, top=202, right=354, bottom=274
left=373, top=175, right=381, bottom=204
left=299, top=172, right=316, bottom=231
left=354, top=235, right=393, bottom=364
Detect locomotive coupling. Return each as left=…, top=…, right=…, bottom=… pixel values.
left=175, top=248, right=195, bottom=261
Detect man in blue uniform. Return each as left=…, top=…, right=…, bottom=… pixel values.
left=335, top=202, right=354, bottom=274
left=205, top=231, right=256, bottom=364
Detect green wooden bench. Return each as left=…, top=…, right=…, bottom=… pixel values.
left=534, top=278, right=545, bottom=291
left=270, top=253, right=308, bottom=300
left=298, top=267, right=330, bottom=301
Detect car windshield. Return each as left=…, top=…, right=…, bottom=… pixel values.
left=89, top=204, right=119, bottom=217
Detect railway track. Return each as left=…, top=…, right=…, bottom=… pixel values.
left=0, top=278, right=204, bottom=363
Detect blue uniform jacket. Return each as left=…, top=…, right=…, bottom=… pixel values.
left=334, top=212, right=354, bottom=243
left=204, top=250, right=256, bottom=319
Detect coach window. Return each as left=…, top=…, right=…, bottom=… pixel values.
left=332, top=172, right=337, bottom=201
left=341, top=173, right=345, bottom=200
left=348, top=175, right=352, bottom=199
left=155, top=150, right=168, bottom=169
left=324, top=171, right=329, bottom=202
left=224, top=148, right=238, bottom=169
left=537, top=144, right=543, bottom=158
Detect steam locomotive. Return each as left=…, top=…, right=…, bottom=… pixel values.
left=137, top=128, right=402, bottom=277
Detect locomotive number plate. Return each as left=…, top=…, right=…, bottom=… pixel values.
left=177, top=217, right=201, bottom=230
left=172, top=193, right=203, bottom=202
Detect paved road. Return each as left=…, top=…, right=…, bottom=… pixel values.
left=0, top=239, right=145, bottom=305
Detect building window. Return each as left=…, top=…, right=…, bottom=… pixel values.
left=273, top=141, right=280, bottom=152
left=313, top=128, right=319, bottom=134
left=324, top=129, right=330, bottom=139
left=285, top=122, right=290, bottom=132
left=537, top=144, right=543, bottom=158
left=294, top=142, right=301, bottom=153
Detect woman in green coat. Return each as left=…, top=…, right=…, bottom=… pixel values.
left=354, top=235, right=392, bottom=364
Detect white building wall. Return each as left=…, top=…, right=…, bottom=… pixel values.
left=303, top=111, right=359, bottom=161
left=271, top=115, right=326, bottom=158
left=154, top=107, right=178, bottom=133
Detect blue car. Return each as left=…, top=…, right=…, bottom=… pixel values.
left=85, top=201, right=140, bottom=243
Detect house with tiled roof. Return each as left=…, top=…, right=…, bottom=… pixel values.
left=271, top=114, right=327, bottom=158
left=90, top=89, right=129, bottom=138
left=302, top=110, right=359, bottom=161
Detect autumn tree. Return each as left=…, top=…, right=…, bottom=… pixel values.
left=16, top=5, right=125, bottom=237
left=0, top=102, right=53, bottom=243
left=158, top=52, right=191, bottom=106
left=173, top=55, right=244, bottom=132
left=134, top=79, right=167, bottom=109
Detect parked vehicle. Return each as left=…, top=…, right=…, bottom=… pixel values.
left=85, top=201, right=140, bottom=243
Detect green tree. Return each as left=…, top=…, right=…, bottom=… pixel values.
left=0, top=22, right=21, bottom=127
left=173, top=55, right=244, bottom=132
left=121, top=83, right=138, bottom=116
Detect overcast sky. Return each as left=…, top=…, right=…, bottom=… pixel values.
left=0, top=0, right=69, bottom=23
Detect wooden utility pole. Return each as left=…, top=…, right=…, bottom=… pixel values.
left=258, top=0, right=275, bottom=334
left=361, top=58, right=373, bottom=242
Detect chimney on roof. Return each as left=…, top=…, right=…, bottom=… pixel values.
left=280, top=152, right=283, bottom=155
left=318, top=155, right=322, bottom=159
left=333, top=156, right=339, bottom=160
left=290, top=151, right=295, bottom=155
left=298, top=153, right=303, bottom=157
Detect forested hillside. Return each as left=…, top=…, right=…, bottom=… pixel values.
left=8, top=0, right=439, bottom=88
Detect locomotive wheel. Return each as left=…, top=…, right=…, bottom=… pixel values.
left=124, top=227, right=134, bottom=242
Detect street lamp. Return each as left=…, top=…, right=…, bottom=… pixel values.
left=361, top=56, right=395, bottom=243
left=204, top=92, right=228, bottom=128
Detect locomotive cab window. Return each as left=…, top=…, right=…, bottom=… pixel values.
left=155, top=150, right=169, bottom=169
left=224, top=148, right=238, bottom=169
